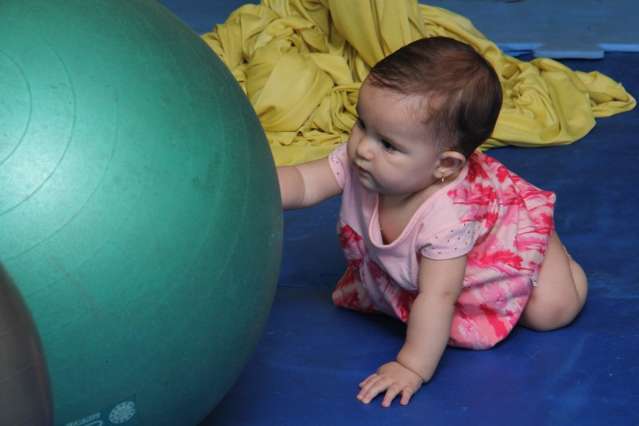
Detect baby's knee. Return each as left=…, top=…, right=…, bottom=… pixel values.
left=546, top=298, right=582, bottom=330
left=522, top=293, right=582, bottom=331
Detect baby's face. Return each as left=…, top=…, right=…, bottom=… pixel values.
left=347, top=81, right=440, bottom=198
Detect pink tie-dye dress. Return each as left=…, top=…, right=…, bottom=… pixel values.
left=328, top=144, right=555, bottom=349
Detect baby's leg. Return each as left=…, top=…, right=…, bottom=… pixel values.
left=520, top=231, right=588, bottom=331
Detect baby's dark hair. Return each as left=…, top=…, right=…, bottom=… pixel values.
left=367, top=36, right=502, bottom=158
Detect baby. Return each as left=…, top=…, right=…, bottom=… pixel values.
left=277, top=36, right=587, bottom=407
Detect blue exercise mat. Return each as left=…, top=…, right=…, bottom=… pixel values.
left=426, top=0, right=639, bottom=58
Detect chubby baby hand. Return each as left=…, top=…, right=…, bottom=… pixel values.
left=357, top=361, right=424, bottom=407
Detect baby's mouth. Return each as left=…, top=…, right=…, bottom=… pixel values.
left=353, top=160, right=369, bottom=175
left=356, top=165, right=370, bottom=177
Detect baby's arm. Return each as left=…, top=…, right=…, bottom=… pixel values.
left=277, top=157, right=342, bottom=209
left=357, top=255, right=466, bottom=407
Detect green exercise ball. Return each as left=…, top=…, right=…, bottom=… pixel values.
left=0, top=1, right=282, bottom=425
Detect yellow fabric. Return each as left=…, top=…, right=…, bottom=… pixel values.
left=202, top=0, right=636, bottom=165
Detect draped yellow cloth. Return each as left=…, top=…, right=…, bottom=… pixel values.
left=202, top=0, right=636, bottom=166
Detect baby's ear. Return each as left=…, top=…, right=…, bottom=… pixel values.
left=436, top=151, right=466, bottom=179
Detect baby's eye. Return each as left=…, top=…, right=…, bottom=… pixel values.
left=356, top=118, right=366, bottom=130
left=381, top=140, right=396, bottom=152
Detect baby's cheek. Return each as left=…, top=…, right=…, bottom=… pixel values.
left=346, top=140, right=357, bottom=161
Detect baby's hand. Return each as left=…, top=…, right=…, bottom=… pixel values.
left=357, top=361, right=424, bottom=407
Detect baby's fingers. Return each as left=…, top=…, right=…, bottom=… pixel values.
left=399, top=388, right=415, bottom=406
left=381, top=384, right=404, bottom=408
left=357, top=376, right=390, bottom=404
left=359, top=373, right=378, bottom=388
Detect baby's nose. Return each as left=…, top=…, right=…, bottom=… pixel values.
left=356, top=137, right=374, bottom=160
